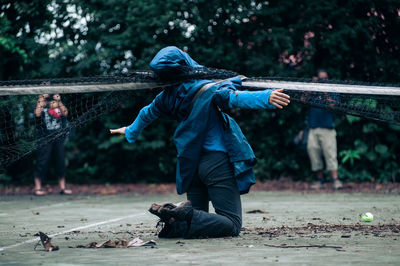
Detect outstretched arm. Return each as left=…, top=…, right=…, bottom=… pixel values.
left=228, top=88, right=290, bottom=110
left=110, top=100, right=161, bottom=143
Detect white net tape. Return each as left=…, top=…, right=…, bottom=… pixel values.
left=243, top=80, right=400, bottom=96
left=1, top=79, right=399, bottom=96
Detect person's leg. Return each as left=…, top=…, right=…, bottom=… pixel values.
left=186, top=152, right=242, bottom=238
left=316, top=170, right=324, bottom=179
left=331, top=170, right=338, bottom=179
left=307, top=129, right=324, bottom=189
left=53, top=138, right=71, bottom=194
left=33, top=143, right=52, bottom=195
left=187, top=172, right=209, bottom=212
left=320, top=129, right=342, bottom=189
left=307, top=129, right=324, bottom=172
left=155, top=152, right=241, bottom=239
left=189, top=177, right=242, bottom=237
left=34, top=177, right=46, bottom=195
left=157, top=174, right=208, bottom=238
left=58, top=177, right=72, bottom=194
left=320, top=129, right=338, bottom=178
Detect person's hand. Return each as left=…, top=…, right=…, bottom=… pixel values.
left=37, top=94, right=47, bottom=107
left=269, top=89, right=290, bottom=109
left=53, top=94, right=61, bottom=101
left=110, top=127, right=126, bottom=135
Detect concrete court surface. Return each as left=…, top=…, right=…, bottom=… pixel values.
left=0, top=191, right=399, bottom=265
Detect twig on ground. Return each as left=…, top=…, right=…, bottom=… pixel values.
left=264, top=243, right=344, bottom=251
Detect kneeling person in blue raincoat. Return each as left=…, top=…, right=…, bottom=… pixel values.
left=110, top=46, right=290, bottom=238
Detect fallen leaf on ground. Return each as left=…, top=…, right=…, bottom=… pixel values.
left=35, top=232, right=59, bottom=252
left=101, top=240, right=117, bottom=248
left=32, top=211, right=40, bottom=215
left=246, top=209, right=269, bottom=214
left=128, top=237, right=156, bottom=247
left=73, top=238, right=156, bottom=248
left=244, top=223, right=400, bottom=239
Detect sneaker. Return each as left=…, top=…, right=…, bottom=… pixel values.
left=333, top=179, right=343, bottom=190
left=310, top=181, right=324, bottom=190
left=148, top=202, right=177, bottom=223
left=159, top=200, right=193, bottom=222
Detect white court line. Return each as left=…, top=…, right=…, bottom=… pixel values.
left=0, top=213, right=146, bottom=251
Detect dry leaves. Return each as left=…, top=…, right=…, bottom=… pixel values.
left=35, top=232, right=59, bottom=252
left=72, top=237, right=156, bottom=248
left=242, top=223, right=400, bottom=239
left=34, top=232, right=155, bottom=251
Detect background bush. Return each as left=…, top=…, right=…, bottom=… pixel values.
left=1, top=0, right=400, bottom=184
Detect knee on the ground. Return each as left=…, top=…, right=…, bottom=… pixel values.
left=231, top=219, right=242, bottom=237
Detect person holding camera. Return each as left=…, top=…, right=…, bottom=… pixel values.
left=33, top=94, right=71, bottom=195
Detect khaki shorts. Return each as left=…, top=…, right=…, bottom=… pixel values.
left=307, top=128, right=338, bottom=171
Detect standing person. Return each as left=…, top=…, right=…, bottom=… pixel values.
left=307, top=70, right=343, bottom=190
left=110, top=46, right=290, bottom=238
left=33, top=93, right=71, bottom=195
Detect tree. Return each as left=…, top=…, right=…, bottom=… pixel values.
left=2, top=0, right=400, bottom=184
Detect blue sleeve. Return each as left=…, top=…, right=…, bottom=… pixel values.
left=228, top=90, right=276, bottom=109
left=125, top=100, right=161, bottom=143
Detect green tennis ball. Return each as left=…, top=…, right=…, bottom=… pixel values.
left=360, top=212, right=374, bottom=222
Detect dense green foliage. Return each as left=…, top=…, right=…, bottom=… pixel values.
left=1, top=0, right=400, bottom=184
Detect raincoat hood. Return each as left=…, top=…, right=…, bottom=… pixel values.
left=150, top=46, right=203, bottom=78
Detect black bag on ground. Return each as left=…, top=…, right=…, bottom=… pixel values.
left=293, top=127, right=309, bottom=152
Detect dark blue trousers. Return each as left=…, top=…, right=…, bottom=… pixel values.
left=34, top=138, right=66, bottom=179
left=160, top=151, right=242, bottom=238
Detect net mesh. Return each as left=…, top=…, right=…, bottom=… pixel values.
left=0, top=91, right=127, bottom=166
left=244, top=78, right=400, bottom=126
left=1, top=67, right=400, bottom=167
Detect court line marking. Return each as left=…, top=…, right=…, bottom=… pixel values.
left=0, top=212, right=146, bottom=251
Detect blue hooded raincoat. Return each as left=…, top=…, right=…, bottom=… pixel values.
left=127, top=46, right=274, bottom=195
